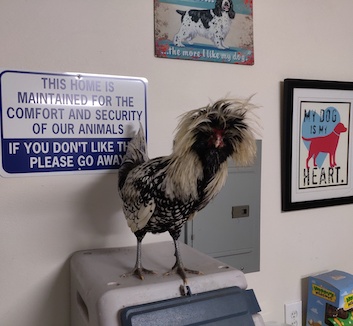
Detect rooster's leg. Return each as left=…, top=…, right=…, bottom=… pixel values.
left=165, top=237, right=202, bottom=284
left=121, top=238, right=156, bottom=280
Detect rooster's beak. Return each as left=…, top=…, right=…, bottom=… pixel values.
left=214, top=134, right=224, bottom=148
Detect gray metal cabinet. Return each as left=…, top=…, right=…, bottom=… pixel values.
left=183, top=140, right=262, bottom=273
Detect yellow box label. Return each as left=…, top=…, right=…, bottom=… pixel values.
left=312, top=284, right=336, bottom=302
left=344, top=294, right=353, bottom=310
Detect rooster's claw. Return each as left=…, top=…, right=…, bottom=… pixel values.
left=164, top=264, right=203, bottom=284
left=121, top=267, right=157, bottom=280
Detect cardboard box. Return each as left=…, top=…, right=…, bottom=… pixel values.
left=306, top=270, right=353, bottom=326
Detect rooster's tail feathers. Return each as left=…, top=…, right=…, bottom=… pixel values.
left=118, top=122, right=148, bottom=190
left=125, top=122, right=148, bottom=163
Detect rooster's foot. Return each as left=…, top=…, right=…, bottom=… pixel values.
left=164, top=264, right=203, bottom=284
left=121, top=267, right=157, bottom=280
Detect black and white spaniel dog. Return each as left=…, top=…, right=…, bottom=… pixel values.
left=173, top=0, right=235, bottom=50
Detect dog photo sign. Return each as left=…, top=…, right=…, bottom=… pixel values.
left=154, top=0, right=254, bottom=65
left=282, top=79, right=353, bottom=211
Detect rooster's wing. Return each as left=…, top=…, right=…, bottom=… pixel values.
left=120, top=157, right=169, bottom=233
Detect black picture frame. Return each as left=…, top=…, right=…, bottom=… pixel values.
left=282, top=79, right=353, bottom=211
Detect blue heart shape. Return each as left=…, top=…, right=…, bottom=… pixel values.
left=301, top=106, right=341, bottom=168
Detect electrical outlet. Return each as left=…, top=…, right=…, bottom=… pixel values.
left=285, top=301, right=302, bottom=326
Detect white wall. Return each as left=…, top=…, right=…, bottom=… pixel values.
left=1, top=1, right=353, bottom=325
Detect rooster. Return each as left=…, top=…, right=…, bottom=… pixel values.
left=118, top=98, right=257, bottom=284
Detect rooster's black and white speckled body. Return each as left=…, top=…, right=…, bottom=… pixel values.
left=118, top=98, right=256, bottom=283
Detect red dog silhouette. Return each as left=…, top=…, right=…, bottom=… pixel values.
left=302, top=122, right=347, bottom=169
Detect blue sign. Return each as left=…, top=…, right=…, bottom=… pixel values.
left=0, top=70, right=148, bottom=176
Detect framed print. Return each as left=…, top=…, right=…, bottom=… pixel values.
left=154, top=0, right=254, bottom=65
left=282, top=79, right=353, bottom=211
